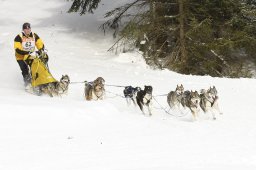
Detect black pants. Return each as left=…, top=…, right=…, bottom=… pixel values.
left=17, top=60, right=30, bottom=84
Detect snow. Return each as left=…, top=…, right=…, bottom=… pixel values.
left=1, top=0, right=256, bottom=170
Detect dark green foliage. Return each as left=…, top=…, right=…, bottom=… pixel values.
left=68, top=0, right=101, bottom=14
left=246, top=0, right=256, bottom=5
left=68, top=0, right=256, bottom=77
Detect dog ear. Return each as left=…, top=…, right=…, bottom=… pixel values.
left=181, top=84, right=184, bottom=90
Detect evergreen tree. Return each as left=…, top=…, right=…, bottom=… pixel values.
left=68, top=0, right=256, bottom=77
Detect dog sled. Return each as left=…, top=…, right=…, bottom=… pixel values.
left=24, top=50, right=70, bottom=96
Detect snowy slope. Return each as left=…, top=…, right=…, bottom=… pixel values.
left=1, top=0, right=256, bottom=170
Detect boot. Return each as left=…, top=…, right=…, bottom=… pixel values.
left=23, top=75, right=32, bottom=91
left=24, top=75, right=31, bottom=86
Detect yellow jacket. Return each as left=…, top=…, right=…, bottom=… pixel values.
left=14, top=32, right=44, bottom=60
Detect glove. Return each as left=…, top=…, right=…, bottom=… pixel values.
left=37, top=49, right=46, bottom=57
left=39, top=48, right=47, bottom=54
left=30, top=51, right=36, bottom=57
left=28, top=48, right=35, bottom=54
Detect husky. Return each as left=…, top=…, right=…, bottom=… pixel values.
left=40, top=75, right=70, bottom=97
left=84, top=77, right=105, bottom=101
left=93, top=77, right=105, bottom=86
left=136, top=85, right=153, bottom=116
left=200, top=86, right=222, bottom=120
left=181, top=90, right=201, bottom=121
left=55, top=75, right=70, bottom=95
left=123, top=86, right=141, bottom=106
left=167, top=84, right=184, bottom=110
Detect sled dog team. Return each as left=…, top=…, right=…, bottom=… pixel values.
left=28, top=66, right=221, bottom=121
left=84, top=80, right=222, bottom=121
left=38, top=75, right=222, bottom=121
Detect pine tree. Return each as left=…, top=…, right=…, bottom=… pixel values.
left=68, top=0, right=256, bottom=77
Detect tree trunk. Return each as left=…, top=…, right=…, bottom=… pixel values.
left=150, top=0, right=156, bottom=25
left=178, top=0, right=186, bottom=62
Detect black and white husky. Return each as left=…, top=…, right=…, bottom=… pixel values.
left=200, top=86, right=222, bottom=120
left=123, top=86, right=141, bottom=106
left=136, top=85, right=153, bottom=116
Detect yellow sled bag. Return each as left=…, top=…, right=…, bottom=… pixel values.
left=29, top=57, right=57, bottom=87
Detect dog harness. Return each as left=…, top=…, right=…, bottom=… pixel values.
left=124, top=86, right=136, bottom=98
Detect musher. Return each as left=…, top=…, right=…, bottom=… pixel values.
left=14, top=22, right=45, bottom=89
